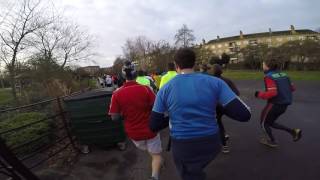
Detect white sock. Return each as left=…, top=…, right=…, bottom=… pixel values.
left=151, top=172, right=159, bottom=180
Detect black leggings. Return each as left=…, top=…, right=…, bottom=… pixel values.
left=260, top=103, right=294, bottom=142
left=216, top=112, right=226, bottom=146
left=172, top=134, right=221, bottom=180
left=216, top=105, right=227, bottom=146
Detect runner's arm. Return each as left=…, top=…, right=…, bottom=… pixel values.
left=149, top=88, right=168, bottom=132
left=110, top=113, right=122, bottom=121
left=108, top=93, right=122, bottom=121
left=218, top=80, right=251, bottom=122
left=256, top=77, right=278, bottom=99
left=149, top=112, right=169, bottom=132
left=223, top=97, right=251, bottom=122
left=291, top=84, right=296, bottom=92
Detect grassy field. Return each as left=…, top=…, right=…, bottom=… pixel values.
left=0, top=88, right=13, bottom=106
left=223, top=70, right=320, bottom=81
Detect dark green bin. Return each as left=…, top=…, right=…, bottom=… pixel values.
left=64, top=89, right=126, bottom=148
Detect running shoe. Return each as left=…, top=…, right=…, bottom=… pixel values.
left=293, top=129, right=302, bottom=142
left=117, top=142, right=127, bottom=151
left=260, top=138, right=278, bottom=148
left=224, top=134, right=230, bottom=142
left=148, top=177, right=158, bottom=180
left=222, top=145, right=230, bottom=153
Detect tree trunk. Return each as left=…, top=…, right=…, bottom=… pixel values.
left=60, top=53, right=68, bottom=69
left=0, top=73, right=4, bottom=88
left=9, top=70, right=17, bottom=103
left=0, top=77, right=4, bottom=88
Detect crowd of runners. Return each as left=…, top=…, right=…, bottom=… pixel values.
left=107, top=48, right=302, bottom=180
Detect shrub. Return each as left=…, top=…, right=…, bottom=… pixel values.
left=0, top=112, right=53, bottom=155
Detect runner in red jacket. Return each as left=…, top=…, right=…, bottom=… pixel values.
left=255, top=58, right=302, bottom=148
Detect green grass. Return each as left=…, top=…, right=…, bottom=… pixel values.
left=0, top=88, right=13, bottom=106
left=223, top=70, right=320, bottom=81
left=0, top=112, right=52, bottom=155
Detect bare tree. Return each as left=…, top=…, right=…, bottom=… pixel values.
left=58, top=23, right=94, bottom=68
left=0, top=0, right=53, bottom=102
left=149, top=40, right=174, bottom=72
left=31, top=21, right=64, bottom=62
left=174, top=24, right=196, bottom=48
left=112, top=56, right=125, bottom=75
left=31, top=19, right=94, bottom=68
left=122, top=36, right=153, bottom=70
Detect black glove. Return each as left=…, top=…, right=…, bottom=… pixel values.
left=254, top=91, right=260, bottom=98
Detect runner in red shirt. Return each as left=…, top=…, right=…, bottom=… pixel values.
left=108, top=61, right=163, bottom=180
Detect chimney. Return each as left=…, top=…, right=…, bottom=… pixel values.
left=290, top=25, right=296, bottom=34
left=269, top=28, right=272, bottom=34
left=202, top=38, right=206, bottom=44
left=217, top=35, right=220, bottom=40
left=240, top=30, right=244, bottom=39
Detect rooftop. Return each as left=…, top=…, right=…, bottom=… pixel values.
left=207, top=29, right=319, bottom=44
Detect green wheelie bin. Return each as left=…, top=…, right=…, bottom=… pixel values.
left=64, top=89, right=126, bottom=151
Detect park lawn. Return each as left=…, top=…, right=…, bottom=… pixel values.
left=0, top=88, right=13, bottom=106
left=223, top=70, right=320, bottom=81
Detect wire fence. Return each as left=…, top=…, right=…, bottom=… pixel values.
left=0, top=96, right=79, bottom=180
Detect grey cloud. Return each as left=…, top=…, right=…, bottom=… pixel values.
left=3, top=0, right=320, bottom=67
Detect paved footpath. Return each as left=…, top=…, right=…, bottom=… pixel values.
left=38, top=80, right=320, bottom=180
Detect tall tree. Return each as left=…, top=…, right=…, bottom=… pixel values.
left=279, top=40, right=320, bottom=70
left=241, top=43, right=269, bottom=70
left=122, top=36, right=153, bottom=70
left=174, top=24, right=195, bottom=48
left=58, top=23, right=94, bottom=68
left=0, top=0, right=53, bottom=102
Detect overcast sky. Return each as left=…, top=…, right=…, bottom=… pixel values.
left=3, top=0, right=320, bottom=67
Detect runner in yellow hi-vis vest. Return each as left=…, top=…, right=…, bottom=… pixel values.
left=136, top=70, right=151, bottom=86
left=159, top=62, right=177, bottom=89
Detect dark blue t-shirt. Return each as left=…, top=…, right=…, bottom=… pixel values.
left=152, top=73, right=236, bottom=139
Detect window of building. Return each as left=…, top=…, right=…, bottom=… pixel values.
left=287, top=36, right=294, bottom=41
left=307, top=36, right=317, bottom=40
left=229, top=42, right=236, bottom=47
left=249, top=39, right=258, bottom=45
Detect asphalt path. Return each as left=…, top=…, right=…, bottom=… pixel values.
left=41, top=80, right=320, bottom=180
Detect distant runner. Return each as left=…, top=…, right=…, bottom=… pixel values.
left=159, top=62, right=177, bottom=89
left=255, top=57, right=302, bottom=148
left=136, top=70, right=158, bottom=92
left=136, top=70, right=151, bottom=86
left=109, top=61, right=163, bottom=180
left=213, top=64, right=240, bottom=153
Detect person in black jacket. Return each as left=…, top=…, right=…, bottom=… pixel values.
left=213, top=64, right=240, bottom=153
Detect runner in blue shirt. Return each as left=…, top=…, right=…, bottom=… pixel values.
left=150, top=48, right=251, bottom=180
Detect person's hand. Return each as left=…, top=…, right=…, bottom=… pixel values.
left=254, top=91, right=260, bottom=98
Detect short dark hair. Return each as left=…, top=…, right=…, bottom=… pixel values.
left=167, top=62, right=175, bottom=71
left=213, top=64, right=223, bottom=76
left=264, top=58, right=279, bottom=70
left=174, top=48, right=196, bottom=69
left=122, top=61, right=136, bottom=80
left=137, top=70, right=144, bottom=76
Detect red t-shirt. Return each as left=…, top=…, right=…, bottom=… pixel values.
left=108, top=81, right=156, bottom=140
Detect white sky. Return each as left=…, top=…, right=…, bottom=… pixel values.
left=2, top=0, right=320, bottom=67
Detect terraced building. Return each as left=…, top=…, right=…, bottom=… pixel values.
left=200, top=25, right=320, bottom=63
